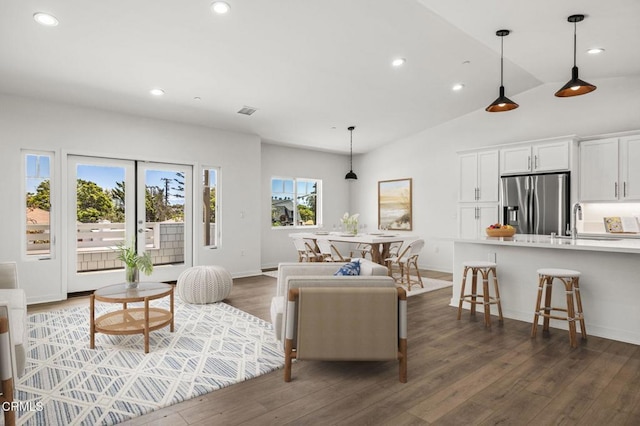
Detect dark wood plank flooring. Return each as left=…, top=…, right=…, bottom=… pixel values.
left=33, top=270, right=640, bottom=425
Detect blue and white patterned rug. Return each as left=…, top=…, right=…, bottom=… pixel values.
left=14, top=298, right=284, bottom=425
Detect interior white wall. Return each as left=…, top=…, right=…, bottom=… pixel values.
left=352, top=76, right=640, bottom=273
left=0, top=94, right=262, bottom=304
left=260, top=143, right=351, bottom=269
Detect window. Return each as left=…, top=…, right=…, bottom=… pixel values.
left=271, top=177, right=321, bottom=227
left=203, top=167, right=219, bottom=247
left=24, top=152, right=54, bottom=258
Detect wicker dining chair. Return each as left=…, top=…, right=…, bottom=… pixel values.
left=385, top=239, right=425, bottom=290
left=317, top=239, right=351, bottom=262
left=292, top=238, right=321, bottom=262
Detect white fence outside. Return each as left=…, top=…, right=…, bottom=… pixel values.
left=26, top=222, right=185, bottom=272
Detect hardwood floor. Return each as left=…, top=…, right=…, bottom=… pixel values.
left=31, top=271, right=640, bottom=425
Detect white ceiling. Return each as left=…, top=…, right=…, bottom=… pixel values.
left=1, top=0, right=638, bottom=153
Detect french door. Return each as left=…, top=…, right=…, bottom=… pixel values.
left=67, top=156, right=192, bottom=292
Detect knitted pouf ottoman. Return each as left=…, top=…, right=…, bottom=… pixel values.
left=177, top=265, right=233, bottom=304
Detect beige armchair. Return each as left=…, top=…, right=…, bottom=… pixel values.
left=284, top=286, right=408, bottom=383
left=0, top=262, right=28, bottom=379
left=1, top=316, right=16, bottom=426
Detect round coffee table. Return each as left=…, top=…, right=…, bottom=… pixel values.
left=90, top=282, right=174, bottom=353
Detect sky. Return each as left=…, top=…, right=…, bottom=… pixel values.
left=26, top=155, right=217, bottom=205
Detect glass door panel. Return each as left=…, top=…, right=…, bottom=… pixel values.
left=137, top=163, right=192, bottom=282
left=67, top=156, right=135, bottom=292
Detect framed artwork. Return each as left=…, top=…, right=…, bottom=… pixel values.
left=378, top=178, right=412, bottom=230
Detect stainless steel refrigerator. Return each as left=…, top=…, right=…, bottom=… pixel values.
left=501, top=172, right=570, bottom=235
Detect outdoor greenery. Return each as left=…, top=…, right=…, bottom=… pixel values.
left=26, top=176, right=191, bottom=224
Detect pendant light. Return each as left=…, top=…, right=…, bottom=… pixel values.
left=555, top=14, right=596, bottom=97
left=486, top=30, right=519, bottom=112
left=345, top=126, right=358, bottom=180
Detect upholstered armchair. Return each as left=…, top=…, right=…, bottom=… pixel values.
left=0, top=315, right=16, bottom=426
left=0, top=262, right=28, bottom=379
left=284, top=285, right=408, bottom=383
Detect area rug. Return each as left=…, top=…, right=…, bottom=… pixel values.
left=400, top=278, right=453, bottom=297
left=262, top=270, right=452, bottom=297
left=14, top=299, right=284, bottom=425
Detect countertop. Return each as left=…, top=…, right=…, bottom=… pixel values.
left=455, top=234, right=640, bottom=254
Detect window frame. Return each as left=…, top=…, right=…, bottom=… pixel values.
left=271, top=176, right=322, bottom=229
left=23, top=150, right=55, bottom=260
left=201, top=165, right=220, bottom=248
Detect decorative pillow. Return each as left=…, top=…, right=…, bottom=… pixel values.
left=334, top=260, right=361, bottom=276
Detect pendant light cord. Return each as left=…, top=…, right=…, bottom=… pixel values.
left=573, top=21, right=577, bottom=67
left=500, top=34, right=504, bottom=86
left=349, top=128, right=354, bottom=170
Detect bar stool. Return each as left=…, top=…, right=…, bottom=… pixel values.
left=531, top=268, right=587, bottom=348
left=457, top=261, right=503, bottom=328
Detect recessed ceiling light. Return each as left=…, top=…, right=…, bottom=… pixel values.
left=452, top=83, right=465, bottom=91
left=194, top=96, right=202, bottom=101
left=150, top=88, right=165, bottom=96
left=391, top=58, right=406, bottom=67
left=33, top=12, right=59, bottom=27
left=211, top=1, right=230, bottom=14
left=587, top=47, right=605, bottom=55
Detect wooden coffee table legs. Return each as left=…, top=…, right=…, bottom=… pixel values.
left=90, top=287, right=174, bottom=353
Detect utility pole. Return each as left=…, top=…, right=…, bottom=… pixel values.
left=160, top=178, right=171, bottom=205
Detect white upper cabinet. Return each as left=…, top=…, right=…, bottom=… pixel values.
left=500, top=140, right=570, bottom=175
left=579, top=138, right=619, bottom=201
left=579, top=135, right=640, bottom=202
left=459, top=150, right=499, bottom=203
left=620, top=135, right=640, bottom=200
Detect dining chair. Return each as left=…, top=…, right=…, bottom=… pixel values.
left=292, top=238, right=321, bottom=262
left=350, top=242, right=372, bottom=260
left=317, top=239, right=351, bottom=262
left=385, top=239, right=425, bottom=290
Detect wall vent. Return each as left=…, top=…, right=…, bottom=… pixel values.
left=237, top=106, right=258, bottom=115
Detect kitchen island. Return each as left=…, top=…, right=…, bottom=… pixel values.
left=453, top=234, right=640, bottom=345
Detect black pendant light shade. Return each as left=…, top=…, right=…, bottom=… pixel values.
left=555, top=14, right=596, bottom=97
left=345, top=126, right=358, bottom=180
left=486, top=30, right=519, bottom=112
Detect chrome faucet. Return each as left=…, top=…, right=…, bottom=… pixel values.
left=571, top=202, right=583, bottom=240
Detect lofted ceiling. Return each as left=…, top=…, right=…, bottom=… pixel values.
left=1, top=0, right=638, bottom=153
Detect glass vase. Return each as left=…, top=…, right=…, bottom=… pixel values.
left=345, top=221, right=358, bottom=236
left=125, top=266, right=139, bottom=289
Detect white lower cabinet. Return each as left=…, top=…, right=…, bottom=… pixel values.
left=458, top=204, right=499, bottom=239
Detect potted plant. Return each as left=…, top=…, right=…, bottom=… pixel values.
left=116, top=240, right=153, bottom=289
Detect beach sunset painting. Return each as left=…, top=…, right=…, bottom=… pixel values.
left=378, top=178, right=412, bottom=230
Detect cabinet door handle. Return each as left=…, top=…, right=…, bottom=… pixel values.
left=624, top=181, right=627, bottom=197
left=476, top=187, right=480, bottom=200
left=528, top=156, right=531, bottom=170
left=475, top=207, right=479, bottom=219
left=615, top=182, right=618, bottom=198
left=534, top=155, right=538, bottom=169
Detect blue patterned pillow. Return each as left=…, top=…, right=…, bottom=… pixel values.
left=334, top=260, right=361, bottom=276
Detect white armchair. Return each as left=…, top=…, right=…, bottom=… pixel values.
left=0, top=262, right=28, bottom=379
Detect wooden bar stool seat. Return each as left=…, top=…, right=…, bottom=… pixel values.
left=457, top=260, right=503, bottom=328
left=531, top=268, right=587, bottom=348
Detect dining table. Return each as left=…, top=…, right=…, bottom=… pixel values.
left=289, top=232, right=420, bottom=265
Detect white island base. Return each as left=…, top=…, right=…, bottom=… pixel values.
left=453, top=235, right=640, bottom=345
